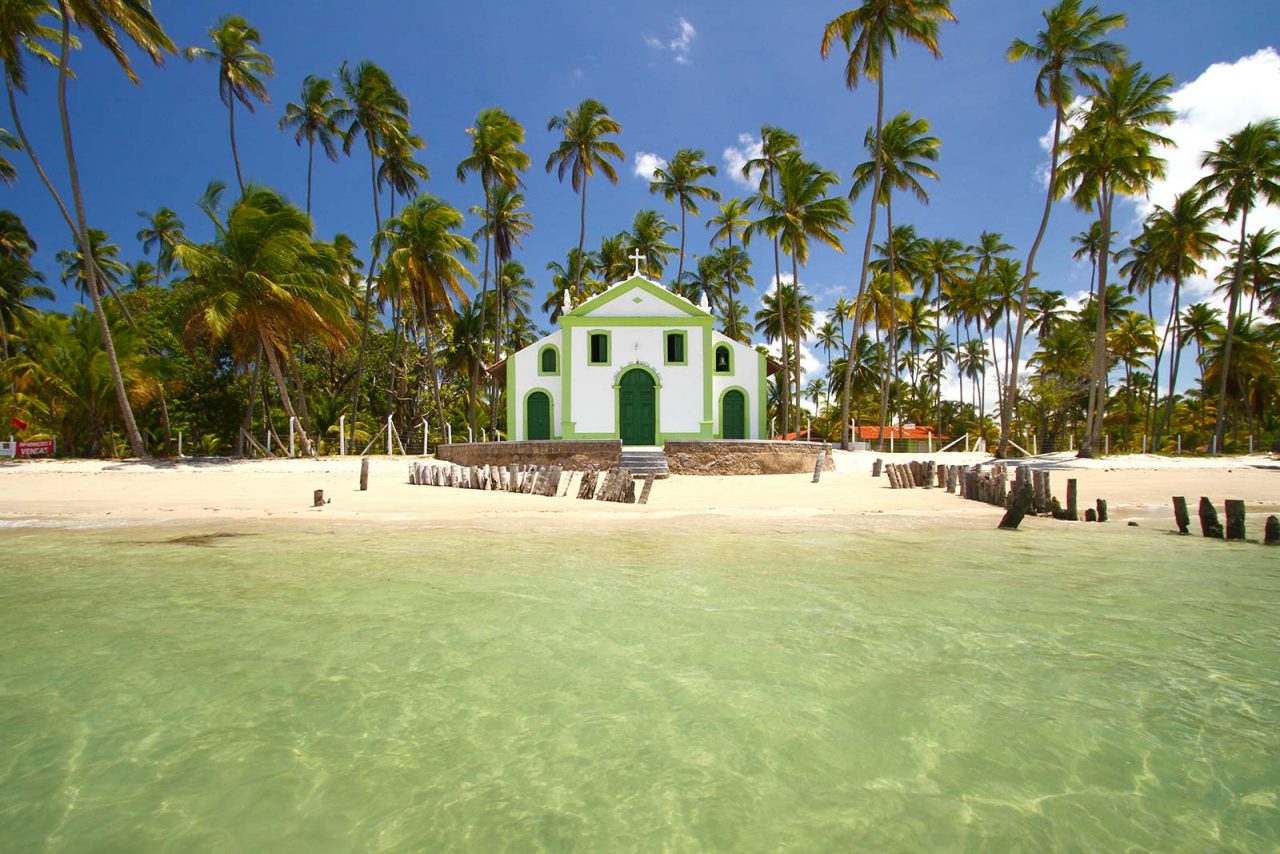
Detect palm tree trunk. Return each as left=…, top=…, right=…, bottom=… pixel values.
left=839, top=67, right=886, bottom=450
left=237, top=351, right=261, bottom=457
left=1081, top=188, right=1115, bottom=457
left=471, top=181, right=492, bottom=440
left=1157, top=277, right=1183, bottom=444
left=677, top=202, right=687, bottom=285
left=55, top=3, right=147, bottom=458
left=8, top=80, right=76, bottom=232
left=792, top=253, right=803, bottom=434
left=769, top=169, right=788, bottom=437
left=575, top=175, right=588, bottom=297
left=260, top=330, right=315, bottom=456
left=348, top=142, right=384, bottom=450
left=1213, top=209, right=1249, bottom=452
left=876, top=196, right=897, bottom=451
left=229, top=96, right=245, bottom=193
left=305, top=137, right=314, bottom=217
left=422, top=314, right=448, bottom=441
left=998, top=106, right=1064, bottom=458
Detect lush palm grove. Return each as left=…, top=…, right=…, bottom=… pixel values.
left=1, top=1, right=1277, bottom=458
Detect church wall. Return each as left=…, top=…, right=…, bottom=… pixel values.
left=565, top=321, right=707, bottom=439
left=710, top=336, right=765, bottom=439
left=508, top=330, right=562, bottom=440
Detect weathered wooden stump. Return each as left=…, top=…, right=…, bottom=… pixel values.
left=872, top=458, right=883, bottom=478
left=935, top=463, right=945, bottom=488
left=1066, top=479, right=1079, bottom=521
left=1172, top=496, right=1190, bottom=534
left=638, top=473, right=656, bottom=505
left=577, top=467, right=598, bottom=500
left=1085, top=508, right=1097, bottom=522
left=812, top=447, right=827, bottom=483
left=623, top=472, right=637, bottom=503
left=947, top=465, right=958, bottom=494
left=359, top=458, right=370, bottom=491
left=885, top=465, right=899, bottom=489
left=1224, top=499, right=1245, bottom=541
left=1264, top=514, right=1279, bottom=545
left=1096, top=498, right=1108, bottom=523
left=999, top=481, right=1035, bottom=529
left=1198, top=497, right=1224, bottom=538
left=313, top=489, right=325, bottom=507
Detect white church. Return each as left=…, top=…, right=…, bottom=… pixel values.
left=497, top=257, right=770, bottom=445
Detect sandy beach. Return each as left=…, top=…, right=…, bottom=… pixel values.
left=1, top=450, right=1276, bottom=535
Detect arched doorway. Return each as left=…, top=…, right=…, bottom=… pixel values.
left=526, top=391, right=551, bottom=440
left=721, top=389, right=746, bottom=439
left=618, top=368, right=656, bottom=445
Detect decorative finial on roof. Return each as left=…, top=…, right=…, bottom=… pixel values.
left=562, top=288, right=572, bottom=313
left=629, top=248, right=646, bottom=277
left=699, top=292, right=711, bottom=312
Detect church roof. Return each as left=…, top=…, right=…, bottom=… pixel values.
left=566, top=274, right=711, bottom=319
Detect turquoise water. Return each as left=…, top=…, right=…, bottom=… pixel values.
left=0, top=522, right=1277, bottom=850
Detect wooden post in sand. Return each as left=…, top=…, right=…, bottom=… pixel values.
left=1224, top=500, right=1246, bottom=541
left=1172, top=496, right=1190, bottom=534
left=1095, top=499, right=1108, bottom=523
left=1264, top=515, right=1279, bottom=545
left=999, top=480, right=1034, bottom=529
left=359, top=458, right=369, bottom=491
left=1066, top=479, right=1079, bottom=522
left=872, top=458, right=883, bottom=477
left=313, top=489, right=324, bottom=507
left=812, top=447, right=826, bottom=483
left=1198, top=497, right=1224, bottom=538
left=638, top=473, right=655, bottom=505
left=947, top=465, right=958, bottom=494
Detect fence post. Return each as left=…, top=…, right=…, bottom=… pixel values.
left=1249, top=434, right=1254, bottom=453
left=266, top=429, right=272, bottom=456
left=339, top=415, right=347, bottom=456
left=1032, top=434, right=1037, bottom=455
left=1211, top=434, right=1217, bottom=454
left=289, top=417, right=296, bottom=458
left=422, top=420, right=429, bottom=456
left=446, top=423, right=452, bottom=446
left=1177, top=434, right=1181, bottom=455
left=178, top=431, right=183, bottom=457
left=1142, top=435, right=1147, bottom=454
left=1104, top=433, right=1110, bottom=455
left=386, top=414, right=393, bottom=456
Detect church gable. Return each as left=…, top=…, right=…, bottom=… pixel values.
left=568, top=275, right=708, bottom=320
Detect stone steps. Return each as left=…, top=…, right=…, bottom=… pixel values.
left=619, top=448, right=670, bottom=479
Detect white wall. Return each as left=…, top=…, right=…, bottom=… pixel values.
left=510, top=330, right=561, bottom=440
left=710, top=333, right=762, bottom=439
left=569, top=325, right=704, bottom=437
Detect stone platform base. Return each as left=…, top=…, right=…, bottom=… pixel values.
left=664, top=440, right=834, bottom=476
left=434, top=440, right=620, bottom=470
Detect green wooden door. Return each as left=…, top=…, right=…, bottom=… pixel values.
left=618, top=369, right=656, bottom=445
left=722, top=389, right=746, bottom=439
left=526, top=391, right=551, bottom=440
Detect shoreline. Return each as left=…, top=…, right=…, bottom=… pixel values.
left=2, top=450, right=1276, bottom=536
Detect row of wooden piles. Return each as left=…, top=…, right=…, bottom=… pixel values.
left=874, top=458, right=1097, bottom=529
left=408, top=462, right=656, bottom=504
left=873, top=456, right=1279, bottom=542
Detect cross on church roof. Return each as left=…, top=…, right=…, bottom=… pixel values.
left=629, top=249, right=646, bottom=276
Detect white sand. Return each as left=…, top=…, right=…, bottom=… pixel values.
left=1, top=450, right=1276, bottom=534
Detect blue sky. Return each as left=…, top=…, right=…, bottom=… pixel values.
left=7, top=0, right=1280, bottom=398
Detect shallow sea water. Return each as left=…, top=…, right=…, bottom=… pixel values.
left=0, top=521, right=1277, bottom=851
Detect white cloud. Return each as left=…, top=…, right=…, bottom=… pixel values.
left=644, top=17, right=697, bottom=65
left=1040, top=48, right=1280, bottom=312
left=632, top=151, right=667, bottom=181
left=723, top=132, right=764, bottom=187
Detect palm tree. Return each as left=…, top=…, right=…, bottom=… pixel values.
left=1000, top=0, right=1127, bottom=457
left=278, top=75, right=346, bottom=216
left=821, top=0, right=956, bottom=448
left=545, top=98, right=623, bottom=294
left=921, top=236, right=971, bottom=436
left=336, top=60, right=409, bottom=449
left=743, top=126, right=802, bottom=421
left=0, top=213, right=51, bottom=360
left=380, top=194, right=477, bottom=437
left=1221, top=228, right=1280, bottom=317
left=184, top=15, right=273, bottom=193
left=177, top=185, right=355, bottom=457
left=746, top=153, right=850, bottom=431
left=1195, top=118, right=1280, bottom=450
left=1107, top=309, right=1156, bottom=446
left=707, top=198, right=752, bottom=334
left=1030, top=288, right=1068, bottom=337
left=1138, top=190, right=1222, bottom=442
left=1057, top=61, right=1174, bottom=456
left=1181, top=301, right=1223, bottom=425
left=136, top=207, right=184, bottom=276
left=458, top=108, right=529, bottom=432
left=1071, top=220, right=1113, bottom=298
left=649, top=148, right=720, bottom=284
left=754, top=282, right=817, bottom=419
left=24, top=0, right=174, bottom=457
left=56, top=228, right=126, bottom=299
left=629, top=209, right=677, bottom=279
left=543, top=249, right=596, bottom=322
left=0, top=127, right=18, bottom=184
left=851, top=113, right=939, bottom=441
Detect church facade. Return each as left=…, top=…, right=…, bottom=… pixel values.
left=502, top=273, right=767, bottom=445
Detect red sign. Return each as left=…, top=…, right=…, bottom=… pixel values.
left=16, top=440, right=54, bottom=457
left=10, top=417, right=27, bottom=430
